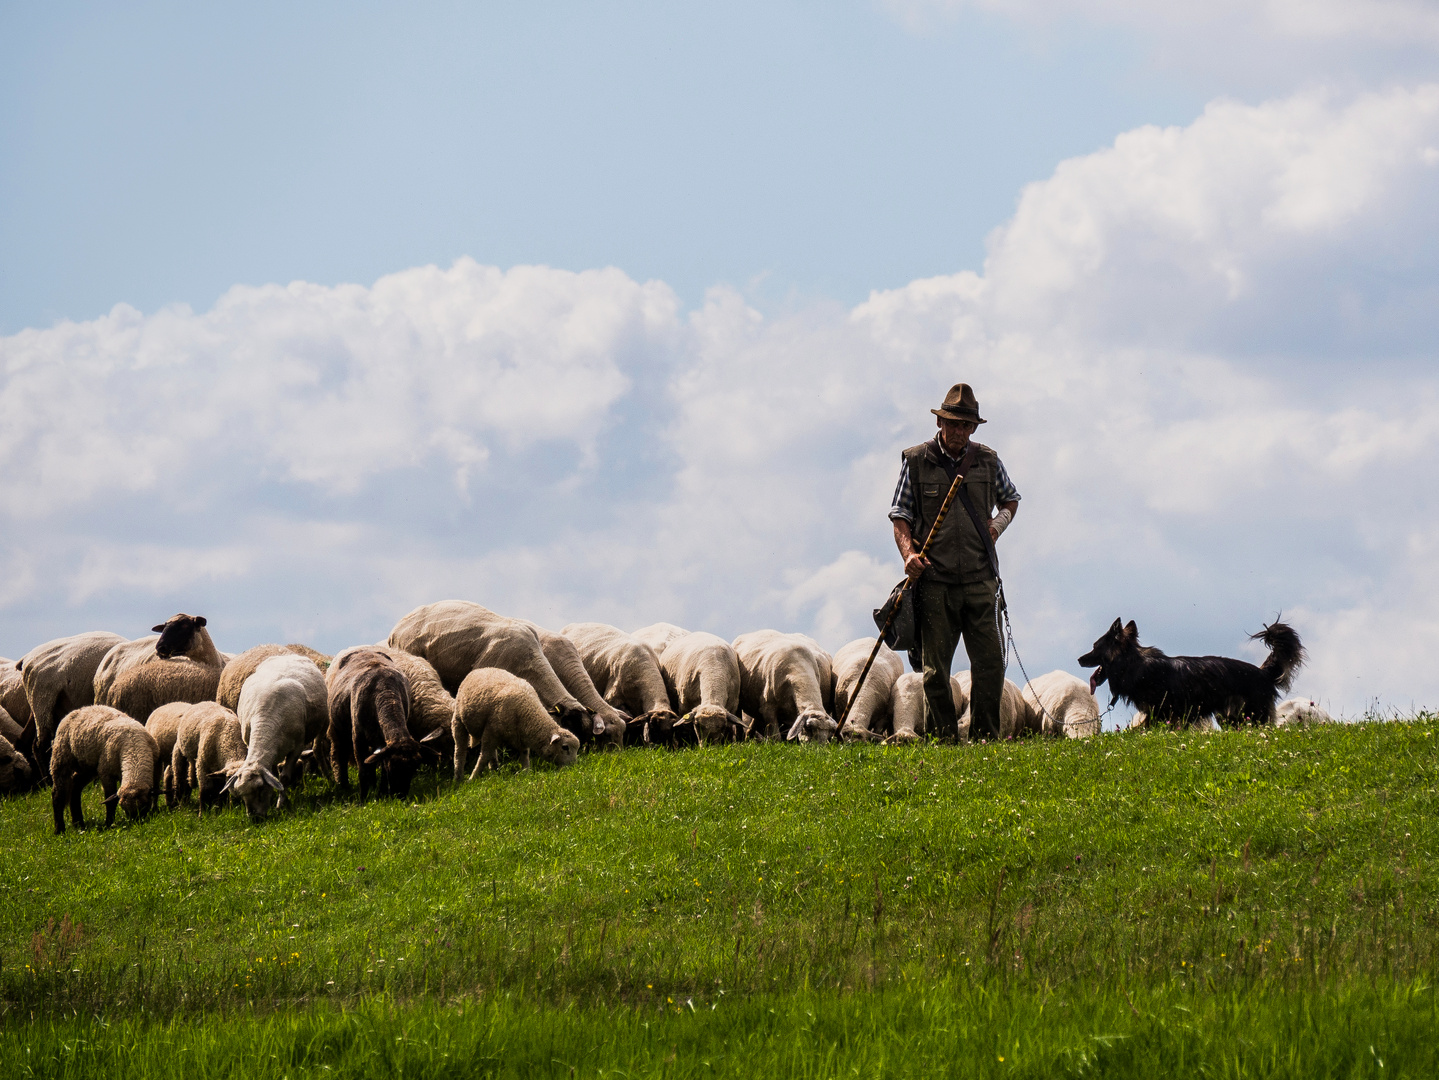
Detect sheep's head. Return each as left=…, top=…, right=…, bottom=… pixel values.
left=600, top=714, right=627, bottom=749
left=682, top=705, right=747, bottom=745
left=105, top=783, right=154, bottom=821
left=786, top=711, right=839, bottom=744
left=223, top=763, right=283, bottom=822
left=152, top=613, right=208, bottom=660
left=552, top=705, right=604, bottom=745
left=632, top=708, right=684, bottom=747
left=363, top=738, right=441, bottom=799
left=0, top=744, right=34, bottom=794
left=540, top=729, right=580, bottom=767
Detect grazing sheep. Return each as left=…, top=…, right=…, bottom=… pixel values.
left=1274, top=698, right=1335, bottom=727
left=632, top=622, right=690, bottom=658
left=0, top=711, right=36, bottom=794
left=1020, top=671, right=1101, bottom=739
left=654, top=631, right=746, bottom=744
left=170, top=702, right=245, bottom=811
left=451, top=667, right=580, bottom=777
left=562, top=622, right=680, bottom=745
left=953, top=671, right=1035, bottom=740
left=145, top=701, right=191, bottom=808
left=327, top=647, right=436, bottom=801
left=226, top=655, right=328, bottom=821
left=832, top=638, right=904, bottom=742
left=0, top=659, right=32, bottom=731
left=386, top=649, right=457, bottom=751
left=889, top=672, right=971, bottom=742
left=520, top=622, right=629, bottom=748
left=388, top=601, right=598, bottom=742
left=95, top=615, right=226, bottom=722
left=49, top=705, right=157, bottom=833
left=20, top=631, right=126, bottom=781
left=732, top=630, right=838, bottom=743
left=217, top=644, right=331, bottom=711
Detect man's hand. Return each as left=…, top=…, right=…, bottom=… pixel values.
left=988, top=501, right=1018, bottom=542
left=904, top=552, right=932, bottom=581
left=894, top=519, right=930, bottom=581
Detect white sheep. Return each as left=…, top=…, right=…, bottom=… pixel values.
left=1020, top=671, right=1101, bottom=739
left=49, top=705, right=158, bottom=833
left=562, top=622, right=680, bottom=745
left=832, top=638, right=903, bottom=742
left=388, top=601, right=599, bottom=742
left=145, top=701, right=190, bottom=807
left=20, top=630, right=126, bottom=781
left=226, top=654, right=328, bottom=821
left=520, top=622, right=629, bottom=747
left=654, top=631, right=746, bottom=744
left=451, top=667, right=580, bottom=777
left=1274, top=698, right=1335, bottom=727
left=953, top=671, right=1035, bottom=740
left=632, top=622, right=691, bottom=658
left=217, top=644, right=330, bottom=711
left=731, top=630, right=838, bottom=743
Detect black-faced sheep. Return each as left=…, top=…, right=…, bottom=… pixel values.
left=832, top=638, right=904, bottom=742
left=731, top=630, right=838, bottom=743
left=49, top=705, right=157, bottom=833
left=1021, top=671, right=1101, bottom=738
left=0, top=709, right=36, bottom=794
left=387, top=601, right=597, bottom=743
left=327, top=647, right=437, bottom=802
left=451, top=667, right=580, bottom=777
left=562, top=622, right=680, bottom=746
left=95, top=615, right=226, bottom=723
left=170, top=702, right=246, bottom=811
left=226, top=654, right=328, bottom=822
left=652, top=631, right=746, bottom=745
left=217, top=644, right=331, bottom=712
left=20, top=630, right=127, bottom=782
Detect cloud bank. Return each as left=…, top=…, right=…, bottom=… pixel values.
left=3, top=86, right=1437, bottom=716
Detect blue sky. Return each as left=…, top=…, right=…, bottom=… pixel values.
left=3, top=1, right=1438, bottom=718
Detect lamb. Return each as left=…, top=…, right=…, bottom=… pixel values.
left=653, top=631, right=746, bottom=745
left=519, top=622, right=629, bottom=747
left=1020, top=671, right=1101, bottom=739
left=562, top=622, right=681, bottom=745
left=49, top=705, right=158, bottom=833
left=95, top=615, right=226, bottom=723
left=0, top=659, right=32, bottom=730
left=19, top=630, right=126, bottom=781
left=217, top=644, right=331, bottom=712
left=953, top=672, right=1037, bottom=740
left=832, top=638, right=904, bottom=741
left=632, top=622, right=691, bottom=658
left=388, top=601, right=598, bottom=742
left=0, top=711, right=36, bottom=794
left=1274, top=698, right=1335, bottom=727
left=145, top=701, right=191, bottom=807
left=451, top=667, right=580, bottom=777
left=225, top=654, right=328, bottom=821
left=170, top=702, right=246, bottom=811
left=888, top=672, right=971, bottom=742
left=732, top=630, right=838, bottom=743
left=327, top=647, right=436, bottom=801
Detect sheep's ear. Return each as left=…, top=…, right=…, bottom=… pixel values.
left=260, top=768, right=284, bottom=792
left=103, top=792, right=120, bottom=805
left=420, top=727, right=447, bottom=743
left=549, top=732, right=564, bottom=745
left=151, top=623, right=168, bottom=633
left=219, top=774, right=236, bottom=795
left=194, top=616, right=207, bottom=627
left=591, top=715, right=605, bottom=735
left=786, top=718, right=807, bottom=742
left=299, top=748, right=314, bottom=760
left=16, top=718, right=35, bottom=756
left=549, top=704, right=563, bottom=717
left=363, top=747, right=390, bottom=765
left=207, top=769, right=228, bottom=781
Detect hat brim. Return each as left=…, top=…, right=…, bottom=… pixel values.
left=932, top=408, right=986, bottom=424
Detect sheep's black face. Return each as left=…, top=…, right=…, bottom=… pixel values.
left=119, top=788, right=152, bottom=821
left=153, top=613, right=208, bottom=660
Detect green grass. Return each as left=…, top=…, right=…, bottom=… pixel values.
left=3, top=716, right=1438, bottom=1076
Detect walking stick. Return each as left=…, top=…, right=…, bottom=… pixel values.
left=836, top=466, right=968, bottom=733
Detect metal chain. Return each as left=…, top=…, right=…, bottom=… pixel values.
left=994, top=580, right=1064, bottom=734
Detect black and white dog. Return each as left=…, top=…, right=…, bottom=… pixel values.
left=1078, top=618, right=1305, bottom=727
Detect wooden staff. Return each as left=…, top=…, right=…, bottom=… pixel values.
left=836, top=467, right=967, bottom=732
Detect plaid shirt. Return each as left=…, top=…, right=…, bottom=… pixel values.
left=888, top=440, right=1020, bottom=526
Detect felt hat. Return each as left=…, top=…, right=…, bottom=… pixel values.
left=931, top=382, right=986, bottom=424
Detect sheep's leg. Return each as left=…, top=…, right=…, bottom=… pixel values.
left=102, top=778, right=118, bottom=827
left=329, top=706, right=353, bottom=793
left=475, top=728, right=502, bottom=776
left=358, top=758, right=374, bottom=804
left=452, top=718, right=468, bottom=782
left=51, top=772, right=69, bottom=834
left=69, top=775, right=86, bottom=830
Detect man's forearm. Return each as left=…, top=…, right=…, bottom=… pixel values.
left=893, top=518, right=918, bottom=559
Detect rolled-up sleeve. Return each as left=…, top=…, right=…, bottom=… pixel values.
left=994, top=457, right=1020, bottom=504
left=888, top=459, right=918, bottom=525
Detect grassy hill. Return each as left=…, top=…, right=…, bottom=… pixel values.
left=2, top=715, right=1437, bottom=1077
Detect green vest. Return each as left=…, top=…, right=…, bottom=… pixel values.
left=902, top=438, right=999, bottom=585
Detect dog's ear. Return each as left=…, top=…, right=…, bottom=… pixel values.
left=1124, top=620, right=1138, bottom=640
left=1108, top=617, right=1123, bottom=635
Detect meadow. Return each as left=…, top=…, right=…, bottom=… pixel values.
left=2, top=715, right=1437, bottom=1077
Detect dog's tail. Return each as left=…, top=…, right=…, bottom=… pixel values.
left=1251, top=621, right=1305, bottom=693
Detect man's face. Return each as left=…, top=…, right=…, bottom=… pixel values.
left=937, top=417, right=977, bottom=454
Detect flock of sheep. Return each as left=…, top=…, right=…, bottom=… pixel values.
left=0, top=599, right=1313, bottom=833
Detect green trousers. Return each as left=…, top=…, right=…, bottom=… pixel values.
left=917, top=577, right=1004, bottom=741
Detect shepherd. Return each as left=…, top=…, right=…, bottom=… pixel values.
left=888, top=383, right=1020, bottom=741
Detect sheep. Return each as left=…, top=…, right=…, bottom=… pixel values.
left=217, top=644, right=331, bottom=712
left=327, top=647, right=437, bottom=801
left=388, top=601, right=599, bottom=743
left=225, top=654, right=328, bottom=822
left=170, top=702, right=245, bottom=811
left=20, top=630, right=126, bottom=781
left=386, top=649, right=457, bottom=752
left=95, top=615, right=226, bottom=723
left=49, top=705, right=157, bottom=833
left=145, top=701, right=191, bottom=808
left=519, top=622, right=629, bottom=747
left=0, top=710, right=36, bottom=794
left=832, top=638, right=904, bottom=742
left=562, top=622, right=681, bottom=746
left=731, top=630, right=838, bottom=743
left=451, top=667, right=580, bottom=777
left=953, top=671, right=1036, bottom=740
left=632, top=622, right=691, bottom=658
left=1020, top=671, right=1101, bottom=739
left=1274, top=698, right=1335, bottom=727
left=0, top=659, right=32, bottom=731
left=653, top=631, right=747, bottom=744
left=887, top=672, right=971, bottom=742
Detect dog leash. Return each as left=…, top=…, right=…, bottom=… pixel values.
left=994, top=580, right=1082, bottom=736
